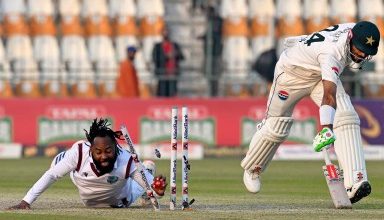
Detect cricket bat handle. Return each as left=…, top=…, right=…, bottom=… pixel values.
left=322, top=147, right=332, bottom=165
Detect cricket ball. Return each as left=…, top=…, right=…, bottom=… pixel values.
left=153, top=177, right=166, bottom=189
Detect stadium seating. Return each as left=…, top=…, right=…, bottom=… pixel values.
left=361, top=72, right=384, bottom=98
left=87, top=35, right=118, bottom=97
left=82, top=0, right=112, bottom=37
left=33, top=36, right=63, bottom=97
left=249, top=0, right=275, bottom=61
left=6, top=35, right=41, bottom=98
left=110, top=0, right=152, bottom=98
left=2, top=0, right=29, bottom=37
left=303, top=0, right=330, bottom=34
left=67, top=59, right=97, bottom=98
left=27, top=0, right=56, bottom=36
left=6, top=35, right=33, bottom=61
left=0, top=70, right=13, bottom=98
left=276, top=0, right=305, bottom=55
left=330, top=0, right=357, bottom=24
left=59, top=0, right=83, bottom=36
left=61, top=35, right=96, bottom=98
left=110, top=0, right=138, bottom=37
left=137, top=0, right=164, bottom=64
left=219, top=0, right=252, bottom=96
left=0, top=39, right=12, bottom=98
left=12, top=58, right=40, bottom=98
left=220, top=0, right=248, bottom=37
left=357, top=0, right=384, bottom=72
left=27, top=0, right=60, bottom=97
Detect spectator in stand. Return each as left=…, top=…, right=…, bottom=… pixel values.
left=116, top=46, right=140, bottom=97
left=205, top=3, right=223, bottom=96
left=152, top=27, right=184, bottom=97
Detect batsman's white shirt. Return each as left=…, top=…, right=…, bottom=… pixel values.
left=23, top=140, right=150, bottom=207
left=279, top=23, right=354, bottom=84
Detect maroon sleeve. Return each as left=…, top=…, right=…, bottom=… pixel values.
left=125, top=156, right=133, bottom=179
left=75, top=143, right=83, bottom=172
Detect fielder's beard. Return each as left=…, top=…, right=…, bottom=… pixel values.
left=93, top=155, right=117, bottom=175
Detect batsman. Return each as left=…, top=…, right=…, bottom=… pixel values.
left=241, top=21, right=380, bottom=204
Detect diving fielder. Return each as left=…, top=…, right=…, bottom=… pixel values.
left=241, top=21, right=380, bottom=204
left=8, top=118, right=167, bottom=209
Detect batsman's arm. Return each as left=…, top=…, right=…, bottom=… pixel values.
left=320, top=79, right=337, bottom=130
left=313, top=79, right=337, bottom=152
left=318, top=54, right=342, bottom=130
left=7, top=146, right=79, bottom=209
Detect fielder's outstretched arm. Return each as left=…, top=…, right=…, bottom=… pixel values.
left=7, top=146, right=78, bottom=209
left=130, top=169, right=167, bottom=198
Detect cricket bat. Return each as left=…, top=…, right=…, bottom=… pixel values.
left=121, top=125, right=160, bottom=211
left=322, top=146, right=352, bottom=209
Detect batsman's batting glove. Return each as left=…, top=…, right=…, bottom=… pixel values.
left=313, top=127, right=336, bottom=152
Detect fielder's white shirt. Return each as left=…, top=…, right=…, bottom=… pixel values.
left=279, top=23, right=355, bottom=84
left=23, top=140, right=139, bottom=207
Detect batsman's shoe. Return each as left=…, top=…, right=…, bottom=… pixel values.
left=313, top=127, right=336, bottom=152
left=243, top=170, right=261, bottom=193
left=347, top=181, right=371, bottom=204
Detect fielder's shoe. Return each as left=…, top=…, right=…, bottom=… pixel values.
left=138, top=193, right=151, bottom=207
left=243, top=170, right=261, bottom=193
left=347, top=181, right=371, bottom=204
left=142, top=160, right=156, bottom=176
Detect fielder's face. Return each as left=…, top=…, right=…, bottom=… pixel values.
left=91, top=136, right=117, bottom=174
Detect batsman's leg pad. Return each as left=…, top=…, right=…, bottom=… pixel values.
left=333, top=93, right=367, bottom=189
left=241, top=117, right=293, bottom=172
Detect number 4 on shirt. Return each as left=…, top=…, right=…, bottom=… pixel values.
left=305, top=25, right=340, bottom=46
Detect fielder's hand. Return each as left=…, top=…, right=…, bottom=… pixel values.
left=151, top=175, right=167, bottom=196
left=313, top=127, right=336, bottom=152
left=7, top=200, right=30, bottom=210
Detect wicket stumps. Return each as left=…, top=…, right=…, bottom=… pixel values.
left=170, top=107, right=178, bottom=210
left=181, top=107, right=190, bottom=210
left=170, top=106, right=191, bottom=210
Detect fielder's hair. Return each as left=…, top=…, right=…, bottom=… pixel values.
left=84, top=118, right=123, bottom=152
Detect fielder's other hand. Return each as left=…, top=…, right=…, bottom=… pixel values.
left=151, top=175, right=167, bottom=196
left=7, top=200, right=31, bottom=210
left=313, top=127, right=336, bottom=152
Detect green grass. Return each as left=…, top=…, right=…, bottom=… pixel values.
left=0, top=158, right=384, bottom=219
